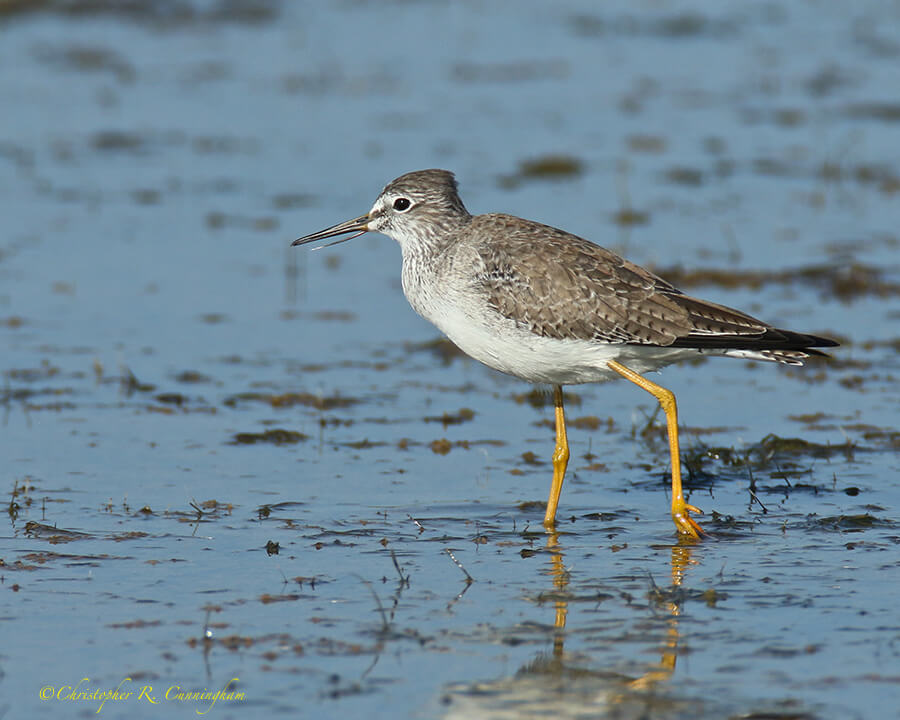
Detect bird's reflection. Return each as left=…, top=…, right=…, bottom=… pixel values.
left=627, top=541, right=693, bottom=693
left=441, top=533, right=699, bottom=718
left=548, top=531, right=568, bottom=660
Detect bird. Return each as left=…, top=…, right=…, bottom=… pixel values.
left=292, top=169, right=838, bottom=538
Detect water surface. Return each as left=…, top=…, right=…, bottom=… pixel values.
left=2, top=2, right=898, bottom=718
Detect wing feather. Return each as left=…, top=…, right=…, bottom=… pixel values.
left=465, top=213, right=836, bottom=355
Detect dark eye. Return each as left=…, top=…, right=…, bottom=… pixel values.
left=393, top=197, right=411, bottom=212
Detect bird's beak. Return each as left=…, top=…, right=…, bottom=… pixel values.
left=291, top=214, right=370, bottom=249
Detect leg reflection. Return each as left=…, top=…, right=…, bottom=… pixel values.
left=546, top=531, right=568, bottom=658
left=439, top=537, right=700, bottom=717
left=544, top=534, right=696, bottom=691
left=629, top=539, right=697, bottom=690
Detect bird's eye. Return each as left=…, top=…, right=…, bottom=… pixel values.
left=393, top=197, right=412, bottom=212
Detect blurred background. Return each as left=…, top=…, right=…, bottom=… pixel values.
left=2, top=1, right=898, bottom=718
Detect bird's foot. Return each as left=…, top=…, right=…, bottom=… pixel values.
left=672, top=500, right=704, bottom=539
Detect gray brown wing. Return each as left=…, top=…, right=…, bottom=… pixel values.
left=467, top=213, right=822, bottom=350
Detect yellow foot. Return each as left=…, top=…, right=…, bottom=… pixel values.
left=672, top=500, right=704, bottom=538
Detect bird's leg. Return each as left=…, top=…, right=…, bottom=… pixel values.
left=543, top=384, right=569, bottom=528
left=606, top=360, right=704, bottom=538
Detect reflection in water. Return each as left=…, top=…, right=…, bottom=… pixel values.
left=627, top=542, right=693, bottom=694
left=442, top=535, right=700, bottom=719
left=549, top=532, right=568, bottom=661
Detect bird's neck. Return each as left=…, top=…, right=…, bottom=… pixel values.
left=398, top=222, right=467, bottom=322
left=397, top=211, right=471, bottom=258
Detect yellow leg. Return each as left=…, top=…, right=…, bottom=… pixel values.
left=606, top=360, right=704, bottom=538
left=543, top=385, right=569, bottom=528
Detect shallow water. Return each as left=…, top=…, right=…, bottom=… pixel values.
left=2, top=1, right=899, bottom=718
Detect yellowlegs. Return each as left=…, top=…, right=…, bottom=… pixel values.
left=293, top=169, right=838, bottom=538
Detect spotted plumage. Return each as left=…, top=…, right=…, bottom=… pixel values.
left=460, top=212, right=830, bottom=364
left=293, top=168, right=838, bottom=538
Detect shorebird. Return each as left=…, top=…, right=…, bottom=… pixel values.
left=293, top=169, right=837, bottom=538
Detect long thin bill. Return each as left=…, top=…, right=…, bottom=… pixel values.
left=292, top=214, right=370, bottom=247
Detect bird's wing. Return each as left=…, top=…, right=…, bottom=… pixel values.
left=467, top=213, right=773, bottom=347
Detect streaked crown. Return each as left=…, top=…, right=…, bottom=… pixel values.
left=367, top=169, right=471, bottom=251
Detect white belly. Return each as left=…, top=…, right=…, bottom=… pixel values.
left=401, top=250, right=701, bottom=385
left=419, top=293, right=692, bottom=385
